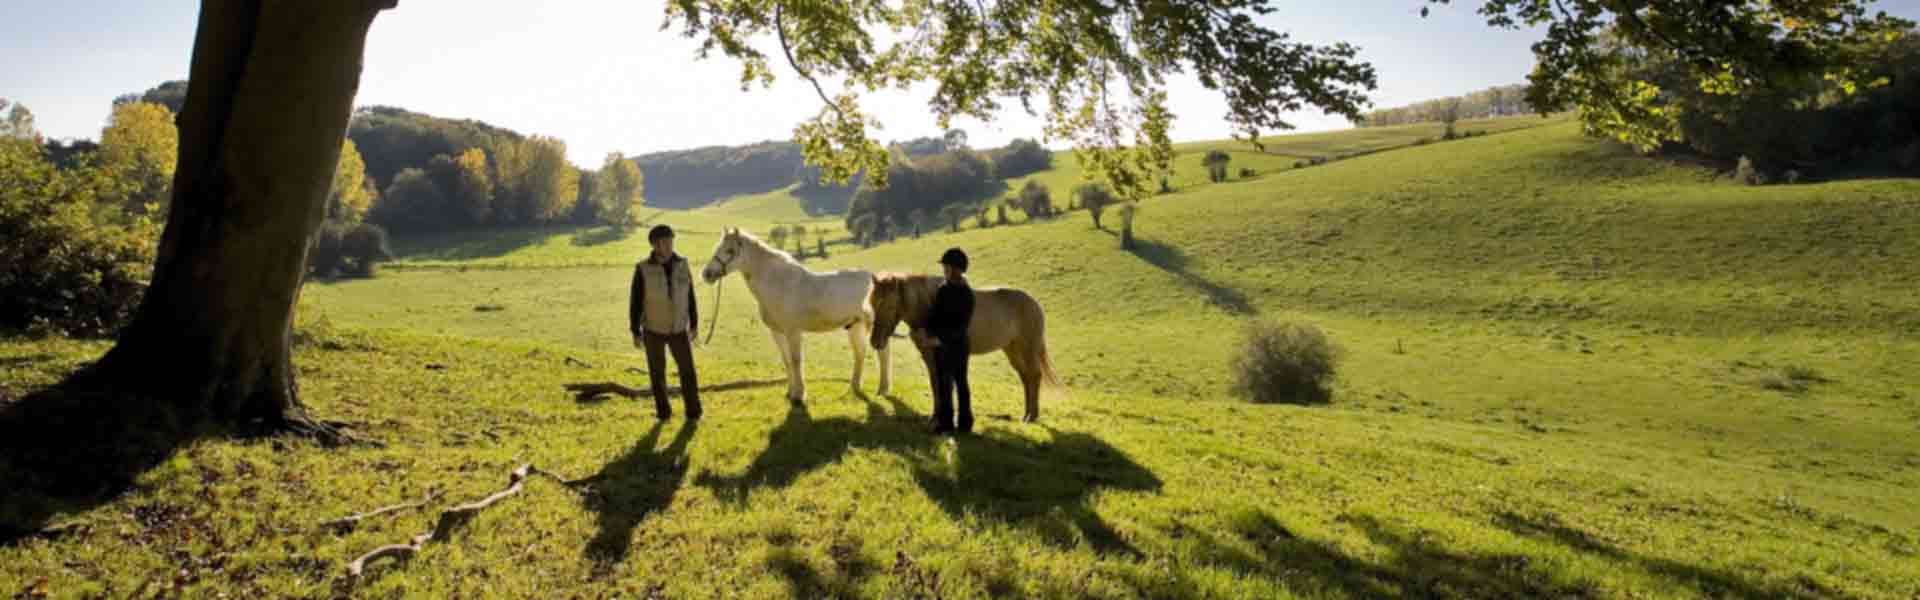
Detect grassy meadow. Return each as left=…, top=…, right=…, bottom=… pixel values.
left=5, top=118, right=1919, bottom=598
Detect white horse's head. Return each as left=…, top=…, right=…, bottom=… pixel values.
left=702, top=228, right=747, bottom=284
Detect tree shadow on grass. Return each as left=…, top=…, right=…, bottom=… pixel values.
left=694, top=398, right=1161, bottom=558
left=1125, top=236, right=1259, bottom=316
left=388, top=226, right=575, bottom=262
left=1490, top=510, right=1834, bottom=599
left=571, top=225, right=633, bottom=248
left=0, top=374, right=204, bottom=547
left=1156, top=507, right=1821, bottom=599
left=578, top=419, right=700, bottom=578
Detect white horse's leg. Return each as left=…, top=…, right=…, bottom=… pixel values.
left=848, top=323, right=867, bottom=394
left=786, top=330, right=807, bottom=402
left=770, top=328, right=797, bottom=400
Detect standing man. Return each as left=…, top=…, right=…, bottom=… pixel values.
left=631, top=224, right=702, bottom=420
left=923, top=248, right=976, bottom=434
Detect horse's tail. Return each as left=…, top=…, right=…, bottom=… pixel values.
left=1024, top=291, right=1062, bottom=388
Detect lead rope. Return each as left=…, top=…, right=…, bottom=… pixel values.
left=703, top=279, right=722, bottom=346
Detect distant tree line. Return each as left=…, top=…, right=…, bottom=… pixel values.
left=1362, top=84, right=1534, bottom=128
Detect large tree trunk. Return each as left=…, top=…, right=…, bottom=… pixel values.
left=90, top=0, right=395, bottom=435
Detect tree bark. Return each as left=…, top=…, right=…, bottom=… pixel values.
left=90, top=0, right=395, bottom=434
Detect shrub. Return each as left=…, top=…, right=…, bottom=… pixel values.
left=1734, top=156, right=1768, bottom=186
left=1230, top=320, right=1339, bottom=405
left=1074, top=183, right=1116, bottom=230
left=1413, top=137, right=1431, bottom=146
left=1896, top=140, right=1920, bottom=173
left=339, top=223, right=393, bottom=277
left=308, top=222, right=350, bottom=277
left=1018, top=180, right=1053, bottom=219
left=1294, top=160, right=1308, bottom=168
left=1203, top=149, right=1231, bottom=182
left=1238, top=167, right=1256, bottom=178
left=0, top=139, right=157, bottom=338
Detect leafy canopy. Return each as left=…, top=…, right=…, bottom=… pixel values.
left=1426, top=0, right=1913, bottom=149
left=663, top=0, right=1379, bottom=200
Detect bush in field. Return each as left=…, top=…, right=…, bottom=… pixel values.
left=1074, top=183, right=1116, bottom=230
left=1018, top=181, right=1053, bottom=219
left=1238, top=167, right=1256, bottom=178
left=309, top=222, right=350, bottom=277
left=0, top=138, right=156, bottom=337
left=339, top=223, right=392, bottom=278
left=1734, top=156, right=1768, bottom=186
left=1230, top=319, right=1339, bottom=405
left=1204, top=149, right=1231, bottom=182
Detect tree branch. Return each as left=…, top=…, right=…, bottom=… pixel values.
left=775, top=4, right=850, bottom=121
left=345, top=463, right=580, bottom=578
left=319, top=488, right=445, bottom=531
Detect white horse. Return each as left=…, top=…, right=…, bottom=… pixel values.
left=701, top=228, right=891, bottom=402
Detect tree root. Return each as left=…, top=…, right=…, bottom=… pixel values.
left=320, top=489, right=444, bottom=532
left=279, top=414, right=384, bottom=448
left=344, top=463, right=585, bottom=578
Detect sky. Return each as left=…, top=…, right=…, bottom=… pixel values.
left=5, top=1, right=1917, bottom=166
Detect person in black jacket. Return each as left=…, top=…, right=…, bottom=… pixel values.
left=924, top=247, right=976, bottom=434
left=630, top=224, right=701, bottom=420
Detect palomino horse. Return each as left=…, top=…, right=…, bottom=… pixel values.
left=701, top=228, right=891, bottom=402
left=869, top=273, right=1059, bottom=422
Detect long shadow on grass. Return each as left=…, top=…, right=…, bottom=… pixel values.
left=571, top=225, right=632, bottom=248
left=696, top=397, right=1161, bottom=557
left=388, top=226, right=574, bottom=262
left=1125, top=237, right=1258, bottom=316
left=578, top=419, right=700, bottom=577
left=1156, top=507, right=1815, bottom=599
left=0, top=373, right=202, bottom=546
left=1490, top=510, right=1830, bottom=599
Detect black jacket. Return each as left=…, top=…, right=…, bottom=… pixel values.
left=629, top=254, right=698, bottom=337
left=925, top=278, right=974, bottom=345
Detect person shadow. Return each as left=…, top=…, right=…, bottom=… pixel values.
left=579, top=419, right=700, bottom=578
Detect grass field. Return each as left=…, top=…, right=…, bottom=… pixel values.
left=6, top=118, right=1920, bottom=598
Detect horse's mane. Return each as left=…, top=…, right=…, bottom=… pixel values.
left=873, top=272, right=943, bottom=321
left=732, top=230, right=801, bottom=267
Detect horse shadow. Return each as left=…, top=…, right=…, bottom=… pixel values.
left=0, top=373, right=205, bottom=546
left=695, top=397, right=1161, bottom=558
left=1125, top=236, right=1259, bottom=316
left=578, top=419, right=700, bottom=578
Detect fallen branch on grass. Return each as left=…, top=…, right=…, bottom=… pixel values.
left=564, top=356, right=594, bottom=369
left=346, top=463, right=574, bottom=578
left=320, top=489, right=445, bottom=532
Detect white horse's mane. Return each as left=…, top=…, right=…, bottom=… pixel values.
left=730, top=229, right=801, bottom=268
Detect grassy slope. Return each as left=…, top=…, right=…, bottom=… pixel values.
left=6, top=121, right=1920, bottom=598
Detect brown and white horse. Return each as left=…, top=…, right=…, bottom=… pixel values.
left=869, top=273, right=1059, bottom=422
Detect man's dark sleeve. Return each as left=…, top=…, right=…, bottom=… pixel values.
left=629, top=264, right=645, bottom=337
left=686, top=262, right=699, bottom=333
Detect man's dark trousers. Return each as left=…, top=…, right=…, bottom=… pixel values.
left=932, top=339, right=972, bottom=432
left=642, top=331, right=701, bottom=419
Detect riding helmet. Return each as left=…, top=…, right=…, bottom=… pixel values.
left=939, top=247, right=969, bottom=272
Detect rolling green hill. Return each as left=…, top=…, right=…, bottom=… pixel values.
left=6, top=120, right=1918, bottom=598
